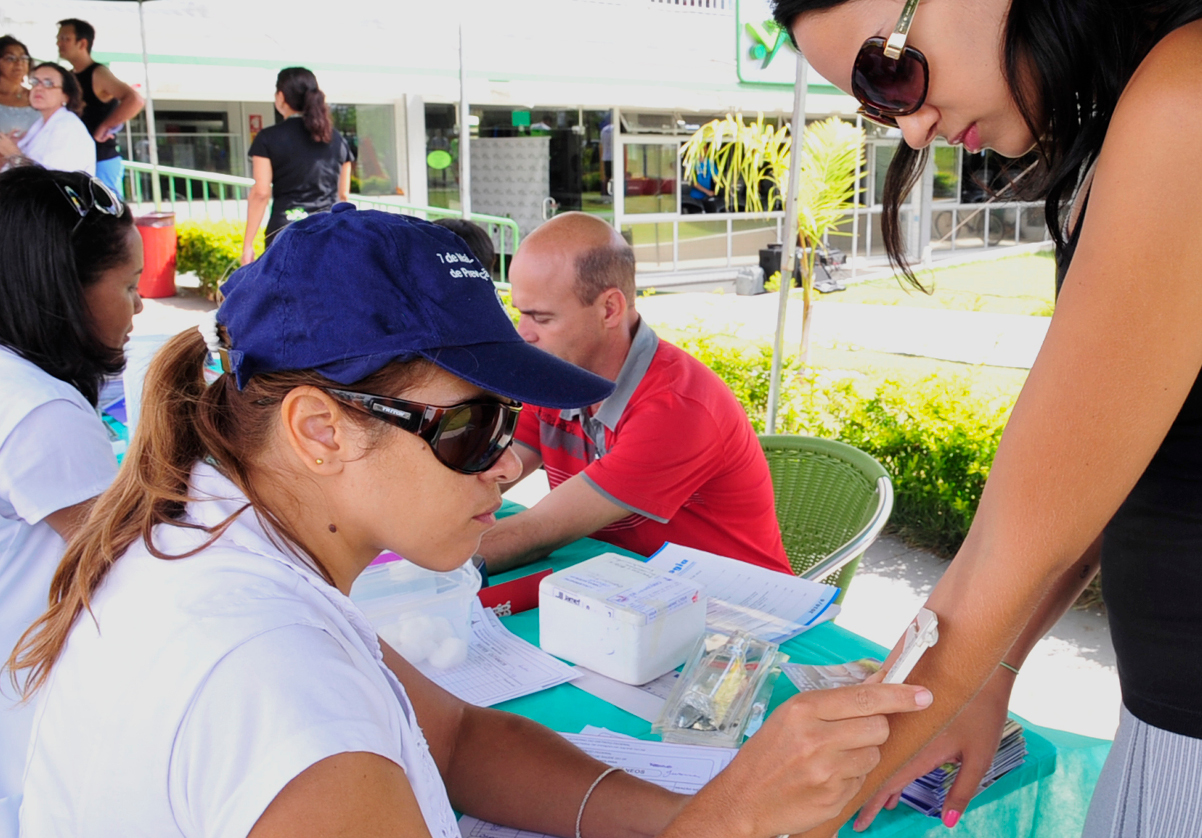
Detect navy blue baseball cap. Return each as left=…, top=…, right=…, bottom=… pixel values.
left=217, top=205, right=614, bottom=408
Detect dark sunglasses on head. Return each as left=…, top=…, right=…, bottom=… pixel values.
left=852, top=0, right=928, bottom=129
left=54, top=176, right=124, bottom=234
left=324, top=388, right=522, bottom=475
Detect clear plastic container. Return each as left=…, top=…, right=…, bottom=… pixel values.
left=653, top=629, right=788, bottom=748
left=350, top=557, right=481, bottom=669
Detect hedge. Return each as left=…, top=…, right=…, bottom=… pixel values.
left=176, top=220, right=264, bottom=299
left=675, top=335, right=1104, bottom=610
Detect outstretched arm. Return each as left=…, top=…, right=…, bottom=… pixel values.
left=798, top=29, right=1202, bottom=836
left=853, top=540, right=1101, bottom=830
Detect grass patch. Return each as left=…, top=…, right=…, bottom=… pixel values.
left=818, top=251, right=1057, bottom=316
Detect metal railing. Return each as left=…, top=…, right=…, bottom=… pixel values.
left=123, top=161, right=521, bottom=281
left=619, top=199, right=1049, bottom=275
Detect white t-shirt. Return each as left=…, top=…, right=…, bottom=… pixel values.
left=20, top=462, right=461, bottom=838
left=0, top=347, right=116, bottom=832
left=17, top=107, right=96, bottom=176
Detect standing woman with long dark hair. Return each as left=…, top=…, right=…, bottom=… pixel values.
left=772, top=0, right=1202, bottom=835
left=240, top=68, right=354, bottom=263
left=0, top=167, right=142, bottom=830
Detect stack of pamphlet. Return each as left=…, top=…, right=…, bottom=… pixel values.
left=899, top=718, right=1027, bottom=817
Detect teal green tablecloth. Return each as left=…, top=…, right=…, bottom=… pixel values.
left=489, top=502, right=1111, bottom=837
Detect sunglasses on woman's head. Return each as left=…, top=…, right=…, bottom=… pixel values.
left=54, top=176, right=123, bottom=234
left=324, top=388, right=522, bottom=475
left=852, top=0, right=928, bottom=129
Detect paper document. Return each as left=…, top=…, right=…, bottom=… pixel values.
left=569, top=667, right=680, bottom=722
left=647, top=543, right=840, bottom=643
left=416, top=602, right=578, bottom=707
left=458, top=734, right=738, bottom=838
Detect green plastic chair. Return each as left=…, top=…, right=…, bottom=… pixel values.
left=759, top=435, right=894, bottom=605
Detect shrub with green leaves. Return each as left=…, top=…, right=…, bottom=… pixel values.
left=176, top=221, right=264, bottom=299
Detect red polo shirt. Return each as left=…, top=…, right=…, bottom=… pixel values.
left=514, top=322, right=790, bottom=574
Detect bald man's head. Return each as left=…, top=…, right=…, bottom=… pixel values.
left=522, top=212, right=636, bottom=306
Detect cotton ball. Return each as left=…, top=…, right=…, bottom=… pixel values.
left=427, top=636, right=469, bottom=669
left=395, top=617, right=438, bottom=663
left=428, top=616, right=455, bottom=643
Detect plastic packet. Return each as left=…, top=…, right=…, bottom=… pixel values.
left=653, top=629, right=787, bottom=748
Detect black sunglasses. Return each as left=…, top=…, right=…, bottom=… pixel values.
left=851, top=0, right=928, bottom=129
left=324, top=388, right=522, bottom=475
left=54, top=176, right=124, bottom=234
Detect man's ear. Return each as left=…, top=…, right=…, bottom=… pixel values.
left=599, top=287, right=628, bottom=329
left=279, top=386, right=356, bottom=475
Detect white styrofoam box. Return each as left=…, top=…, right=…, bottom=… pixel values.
left=538, top=553, right=707, bottom=685
left=350, top=558, right=481, bottom=668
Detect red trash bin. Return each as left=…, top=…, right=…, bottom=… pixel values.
left=135, top=212, right=177, bottom=298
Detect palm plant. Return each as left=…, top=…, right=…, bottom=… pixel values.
left=681, top=115, right=865, bottom=368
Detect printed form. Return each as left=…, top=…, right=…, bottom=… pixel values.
left=458, top=733, right=738, bottom=838
left=417, top=602, right=578, bottom=707
left=647, top=543, right=840, bottom=643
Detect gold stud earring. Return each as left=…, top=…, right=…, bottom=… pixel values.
left=315, top=458, right=323, bottom=465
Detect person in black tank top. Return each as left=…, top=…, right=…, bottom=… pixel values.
left=56, top=18, right=144, bottom=198
left=775, top=1, right=1202, bottom=834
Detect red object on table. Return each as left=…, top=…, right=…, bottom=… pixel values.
left=135, top=212, right=177, bottom=298
left=478, top=569, right=550, bottom=615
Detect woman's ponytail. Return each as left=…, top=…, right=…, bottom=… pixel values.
left=302, top=87, right=332, bottom=144
left=6, top=329, right=213, bottom=697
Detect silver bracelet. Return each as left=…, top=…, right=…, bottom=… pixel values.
left=999, top=660, right=1021, bottom=675
left=576, top=766, right=623, bottom=838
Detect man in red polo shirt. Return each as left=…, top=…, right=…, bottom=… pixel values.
left=477, top=212, right=790, bottom=575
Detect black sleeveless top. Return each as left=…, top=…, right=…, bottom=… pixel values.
left=1058, top=201, right=1202, bottom=738
left=75, top=63, right=119, bottom=162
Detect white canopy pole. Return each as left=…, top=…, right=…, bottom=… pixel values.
left=765, top=52, right=809, bottom=433
left=458, top=14, right=471, bottom=219
left=136, top=0, right=162, bottom=211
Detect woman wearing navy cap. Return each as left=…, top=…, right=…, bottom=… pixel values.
left=11, top=207, right=930, bottom=838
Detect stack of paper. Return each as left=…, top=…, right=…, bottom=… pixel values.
left=647, top=543, right=841, bottom=643
left=416, top=602, right=579, bottom=706
left=458, top=732, right=738, bottom=838
left=899, top=719, right=1027, bottom=818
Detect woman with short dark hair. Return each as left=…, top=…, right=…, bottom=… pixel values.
left=0, top=166, right=141, bottom=826
left=0, top=62, right=93, bottom=174
left=240, top=67, right=354, bottom=263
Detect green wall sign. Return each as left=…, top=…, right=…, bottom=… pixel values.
left=736, top=0, right=799, bottom=86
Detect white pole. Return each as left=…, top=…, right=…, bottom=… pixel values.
left=458, top=16, right=471, bottom=219
left=765, top=53, right=808, bottom=434
left=137, top=0, right=162, bottom=212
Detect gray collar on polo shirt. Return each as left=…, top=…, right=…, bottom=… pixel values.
left=559, top=317, right=659, bottom=459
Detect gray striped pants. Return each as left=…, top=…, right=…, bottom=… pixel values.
left=1082, top=705, right=1202, bottom=837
